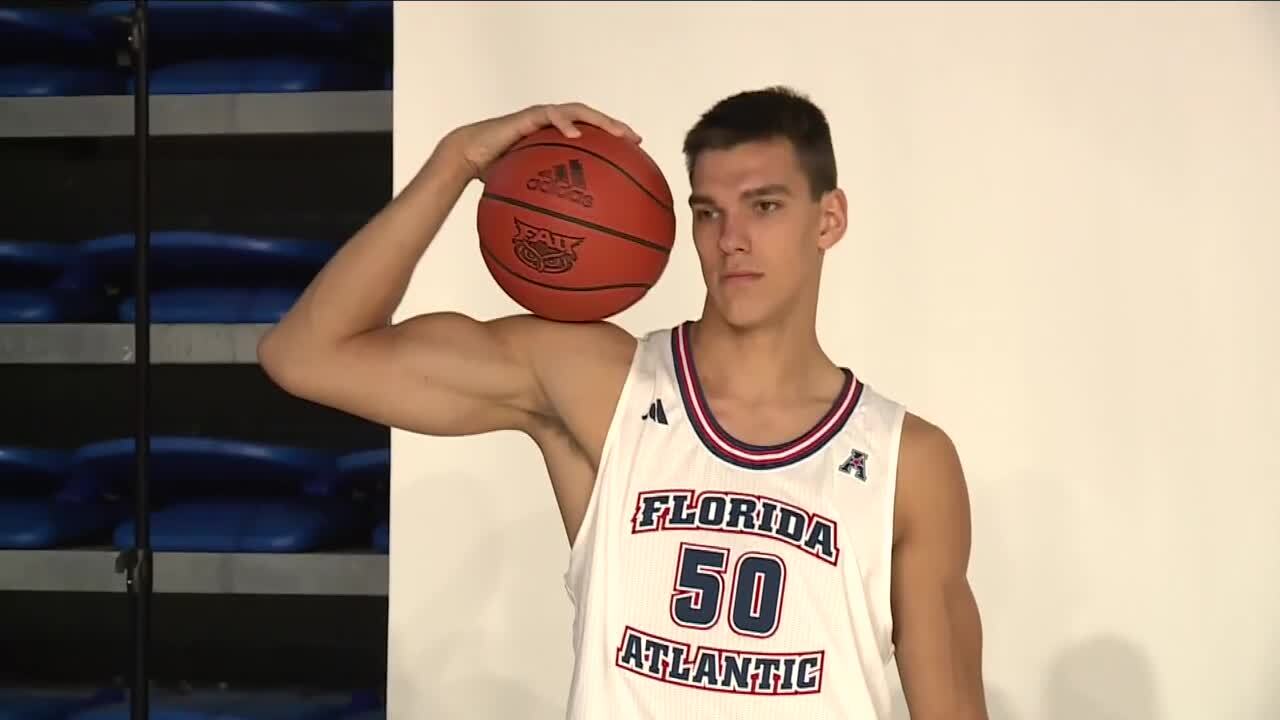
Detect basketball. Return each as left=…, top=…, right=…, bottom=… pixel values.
left=477, top=123, right=676, bottom=322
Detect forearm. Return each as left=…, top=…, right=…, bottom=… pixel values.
left=267, top=134, right=474, bottom=352
left=898, top=584, right=989, bottom=720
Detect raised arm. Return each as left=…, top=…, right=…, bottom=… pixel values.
left=258, top=104, right=641, bottom=439
left=891, top=413, right=989, bottom=720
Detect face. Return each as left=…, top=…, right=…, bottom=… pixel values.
left=687, top=138, right=847, bottom=330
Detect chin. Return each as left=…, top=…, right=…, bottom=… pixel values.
left=708, top=296, right=776, bottom=332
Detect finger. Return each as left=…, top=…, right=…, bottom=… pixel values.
left=601, top=115, right=642, bottom=144
left=618, top=122, right=642, bottom=144
left=598, top=115, right=639, bottom=142
left=545, top=106, right=582, bottom=138
left=563, top=103, right=641, bottom=143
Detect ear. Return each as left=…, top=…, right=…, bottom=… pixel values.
left=816, top=188, right=848, bottom=251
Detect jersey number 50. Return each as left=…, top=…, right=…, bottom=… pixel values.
left=670, top=542, right=787, bottom=639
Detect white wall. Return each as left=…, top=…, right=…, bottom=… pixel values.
left=389, top=2, right=1280, bottom=718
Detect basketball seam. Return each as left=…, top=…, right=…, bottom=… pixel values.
left=481, top=192, right=672, bottom=255
left=499, top=141, right=674, bottom=211
left=480, top=243, right=654, bottom=293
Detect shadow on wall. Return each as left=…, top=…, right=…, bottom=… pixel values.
left=1043, top=634, right=1162, bottom=720
left=891, top=635, right=1158, bottom=720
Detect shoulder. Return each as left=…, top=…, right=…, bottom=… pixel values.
left=893, top=412, right=971, bottom=546
left=507, top=317, right=643, bottom=462
left=899, top=412, right=961, bottom=467
left=490, top=314, right=637, bottom=354
left=543, top=318, right=638, bottom=377
left=484, top=315, right=637, bottom=383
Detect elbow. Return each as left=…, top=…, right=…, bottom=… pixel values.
left=257, top=323, right=356, bottom=408
left=257, top=326, right=309, bottom=396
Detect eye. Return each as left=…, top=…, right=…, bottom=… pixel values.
left=755, top=200, right=781, bottom=214
left=692, top=207, right=720, bottom=222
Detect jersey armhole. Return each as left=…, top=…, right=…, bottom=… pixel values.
left=881, top=402, right=909, bottom=655
left=566, top=334, right=646, bottom=567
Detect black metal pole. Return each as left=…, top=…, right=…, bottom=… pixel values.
left=129, top=2, right=152, bottom=719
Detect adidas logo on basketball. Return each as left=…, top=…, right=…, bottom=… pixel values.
left=526, top=159, right=595, bottom=208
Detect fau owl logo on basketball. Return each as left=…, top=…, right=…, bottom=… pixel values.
left=510, top=219, right=584, bottom=275
left=617, top=489, right=841, bottom=695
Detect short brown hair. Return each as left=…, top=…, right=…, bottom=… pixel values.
left=682, top=86, right=837, bottom=200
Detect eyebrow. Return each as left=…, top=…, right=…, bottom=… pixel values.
left=688, top=183, right=793, bottom=207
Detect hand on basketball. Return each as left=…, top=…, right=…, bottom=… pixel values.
left=449, top=102, right=641, bottom=181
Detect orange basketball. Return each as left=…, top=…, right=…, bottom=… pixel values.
left=477, top=123, right=676, bottom=322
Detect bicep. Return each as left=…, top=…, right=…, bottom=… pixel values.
left=891, top=415, right=989, bottom=720
left=261, top=312, right=546, bottom=437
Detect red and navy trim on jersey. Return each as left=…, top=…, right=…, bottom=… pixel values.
left=671, top=322, right=862, bottom=470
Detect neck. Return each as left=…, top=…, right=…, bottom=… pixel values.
left=689, top=303, right=834, bottom=404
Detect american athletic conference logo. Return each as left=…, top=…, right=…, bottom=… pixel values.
left=511, top=218, right=584, bottom=274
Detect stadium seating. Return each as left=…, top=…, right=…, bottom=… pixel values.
left=77, top=232, right=339, bottom=324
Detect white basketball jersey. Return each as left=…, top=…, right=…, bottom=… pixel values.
left=564, top=322, right=908, bottom=719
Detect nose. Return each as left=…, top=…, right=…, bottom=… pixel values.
left=716, top=211, right=749, bottom=255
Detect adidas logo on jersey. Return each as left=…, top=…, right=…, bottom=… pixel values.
left=641, top=399, right=668, bottom=425
left=526, top=158, right=594, bottom=207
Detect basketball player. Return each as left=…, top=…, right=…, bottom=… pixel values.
left=260, top=87, right=989, bottom=719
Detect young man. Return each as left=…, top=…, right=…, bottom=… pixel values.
left=260, top=87, right=988, bottom=719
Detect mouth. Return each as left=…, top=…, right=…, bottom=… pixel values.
left=721, top=271, right=763, bottom=284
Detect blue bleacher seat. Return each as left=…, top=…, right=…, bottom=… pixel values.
left=88, top=1, right=349, bottom=61
left=0, top=64, right=126, bottom=98
left=88, top=1, right=348, bottom=42
left=69, top=690, right=379, bottom=720
left=69, top=437, right=366, bottom=553
left=115, top=288, right=320, bottom=324
left=345, top=1, right=391, bottom=90
left=0, top=8, right=126, bottom=97
left=78, top=232, right=338, bottom=323
left=335, top=711, right=383, bottom=720
left=0, top=447, right=120, bottom=550
left=346, top=1, right=392, bottom=43
left=334, top=449, right=388, bottom=553
left=138, top=56, right=379, bottom=95
left=0, top=8, right=118, bottom=61
left=334, top=449, right=388, bottom=497
left=86, top=1, right=386, bottom=93
left=0, top=687, right=121, bottom=720
left=116, top=500, right=364, bottom=553
left=0, top=242, right=106, bottom=322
